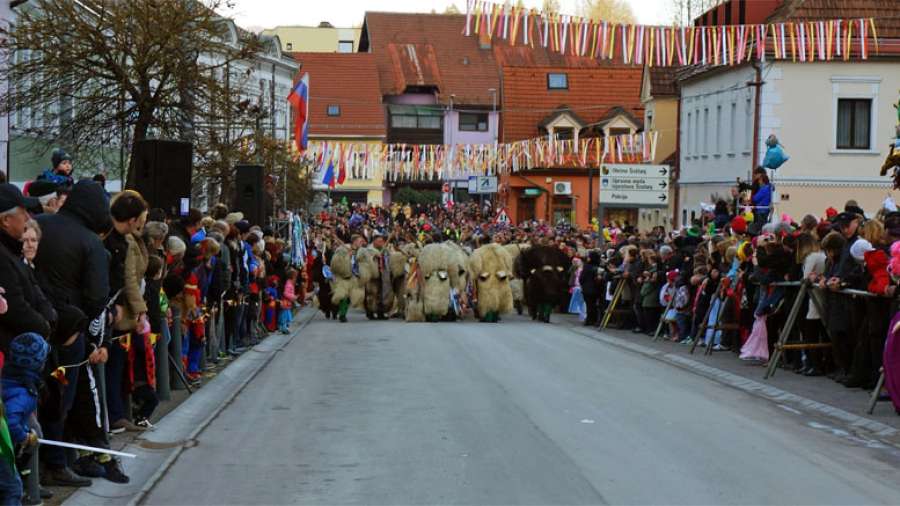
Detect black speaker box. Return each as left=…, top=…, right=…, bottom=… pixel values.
left=235, top=164, right=266, bottom=226
left=132, top=139, right=193, bottom=216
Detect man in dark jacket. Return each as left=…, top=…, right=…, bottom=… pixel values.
left=34, top=180, right=112, bottom=487
left=579, top=251, right=602, bottom=326
left=0, top=184, right=52, bottom=351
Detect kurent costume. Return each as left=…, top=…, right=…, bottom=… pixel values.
left=515, top=245, right=572, bottom=323
left=329, top=245, right=364, bottom=322
left=468, top=244, right=514, bottom=322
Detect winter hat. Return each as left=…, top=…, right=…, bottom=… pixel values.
left=235, top=220, right=251, bottom=233
left=225, top=212, right=244, bottom=226
left=825, top=207, right=839, bottom=219
left=8, top=332, right=49, bottom=372
left=730, top=216, right=748, bottom=235
left=850, top=238, right=874, bottom=262
left=51, top=148, right=72, bottom=170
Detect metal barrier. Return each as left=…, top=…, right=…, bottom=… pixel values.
left=600, top=279, right=627, bottom=330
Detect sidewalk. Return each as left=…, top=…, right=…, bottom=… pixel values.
left=55, top=307, right=317, bottom=506
left=556, top=314, right=900, bottom=441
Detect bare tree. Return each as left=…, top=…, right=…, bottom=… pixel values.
left=670, top=0, right=712, bottom=26
left=0, top=0, right=264, bottom=187
left=579, top=0, right=635, bottom=24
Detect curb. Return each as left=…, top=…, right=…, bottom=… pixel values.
left=566, top=325, right=900, bottom=441
left=64, top=308, right=319, bottom=506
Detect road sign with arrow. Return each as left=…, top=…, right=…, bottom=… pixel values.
left=598, top=164, right=670, bottom=206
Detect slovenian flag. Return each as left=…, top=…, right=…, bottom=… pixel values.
left=287, top=73, right=309, bottom=153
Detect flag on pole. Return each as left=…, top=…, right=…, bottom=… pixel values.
left=287, top=73, right=309, bottom=153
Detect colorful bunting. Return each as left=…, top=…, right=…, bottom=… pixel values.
left=464, top=0, right=877, bottom=67
left=303, top=132, right=658, bottom=183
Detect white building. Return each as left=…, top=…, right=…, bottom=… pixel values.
left=4, top=5, right=299, bottom=204
left=677, top=1, right=900, bottom=224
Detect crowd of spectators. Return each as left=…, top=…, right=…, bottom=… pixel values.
left=0, top=152, right=300, bottom=504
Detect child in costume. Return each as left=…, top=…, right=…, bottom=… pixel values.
left=279, top=269, right=298, bottom=334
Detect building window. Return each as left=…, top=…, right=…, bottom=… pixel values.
left=609, top=127, right=630, bottom=137
left=547, top=73, right=568, bottom=90
left=715, top=105, right=722, bottom=155
left=729, top=102, right=737, bottom=153
left=459, top=112, right=489, bottom=132
left=286, top=42, right=293, bottom=51
left=338, top=40, right=354, bottom=53
left=389, top=105, right=442, bottom=130
left=703, top=107, right=709, bottom=155
left=555, top=127, right=574, bottom=140
left=836, top=98, right=871, bottom=150
left=327, top=104, right=341, bottom=116
left=686, top=112, right=692, bottom=155
left=646, top=113, right=653, bottom=130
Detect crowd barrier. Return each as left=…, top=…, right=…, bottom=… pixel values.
left=599, top=277, right=893, bottom=415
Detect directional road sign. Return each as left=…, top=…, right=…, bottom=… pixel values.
left=598, top=164, right=670, bottom=206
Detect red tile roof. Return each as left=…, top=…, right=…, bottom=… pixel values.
left=361, top=12, right=500, bottom=105
left=767, top=0, right=900, bottom=39
left=290, top=52, right=385, bottom=138
left=501, top=65, right=644, bottom=142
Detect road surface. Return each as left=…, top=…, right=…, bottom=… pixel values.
left=144, top=312, right=900, bottom=505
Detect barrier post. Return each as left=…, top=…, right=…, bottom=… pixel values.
left=690, top=279, right=718, bottom=354
left=704, top=294, right=734, bottom=356
left=156, top=317, right=171, bottom=401
left=170, top=306, right=184, bottom=391
left=601, top=279, right=625, bottom=329
left=764, top=281, right=808, bottom=379
left=653, top=292, right=675, bottom=341
left=867, top=368, right=887, bottom=415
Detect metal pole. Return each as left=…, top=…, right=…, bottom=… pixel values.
left=156, top=316, right=171, bottom=401
left=170, top=306, right=184, bottom=391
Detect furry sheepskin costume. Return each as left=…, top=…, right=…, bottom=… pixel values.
left=515, top=245, right=571, bottom=323
left=329, top=245, right=365, bottom=308
left=503, top=243, right=530, bottom=315
left=468, top=243, right=514, bottom=322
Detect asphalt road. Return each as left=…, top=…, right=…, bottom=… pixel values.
left=144, top=312, right=900, bottom=505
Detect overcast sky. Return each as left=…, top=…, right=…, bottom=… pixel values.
left=222, top=0, right=673, bottom=31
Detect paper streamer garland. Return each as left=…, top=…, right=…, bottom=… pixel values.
left=464, top=0, right=878, bottom=66
left=304, top=131, right=659, bottom=184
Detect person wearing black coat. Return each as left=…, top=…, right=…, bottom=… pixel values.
left=0, top=184, right=52, bottom=351
left=579, top=251, right=602, bottom=326
left=35, top=180, right=111, bottom=322
left=33, top=180, right=113, bottom=487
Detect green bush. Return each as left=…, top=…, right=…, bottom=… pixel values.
left=394, top=187, right=441, bottom=205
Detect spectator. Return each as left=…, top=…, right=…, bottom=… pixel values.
left=0, top=184, right=52, bottom=352
left=2, top=332, right=49, bottom=505
left=105, top=190, right=149, bottom=434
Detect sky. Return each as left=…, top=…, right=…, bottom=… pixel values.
left=222, top=0, right=674, bottom=32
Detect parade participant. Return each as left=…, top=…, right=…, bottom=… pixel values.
left=468, top=243, right=514, bottom=323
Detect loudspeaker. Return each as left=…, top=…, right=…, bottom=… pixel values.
left=132, top=139, right=193, bottom=216
left=234, top=164, right=266, bottom=226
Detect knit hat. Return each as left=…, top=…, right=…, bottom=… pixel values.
left=825, top=207, right=839, bottom=219
left=850, top=238, right=874, bottom=262
left=235, top=220, right=251, bottom=233
left=225, top=212, right=244, bottom=225
left=730, top=216, right=747, bottom=235
left=51, top=148, right=72, bottom=170
left=8, top=332, right=49, bottom=372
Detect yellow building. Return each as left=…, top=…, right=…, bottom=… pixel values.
left=640, top=66, right=679, bottom=229
left=261, top=22, right=361, bottom=53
